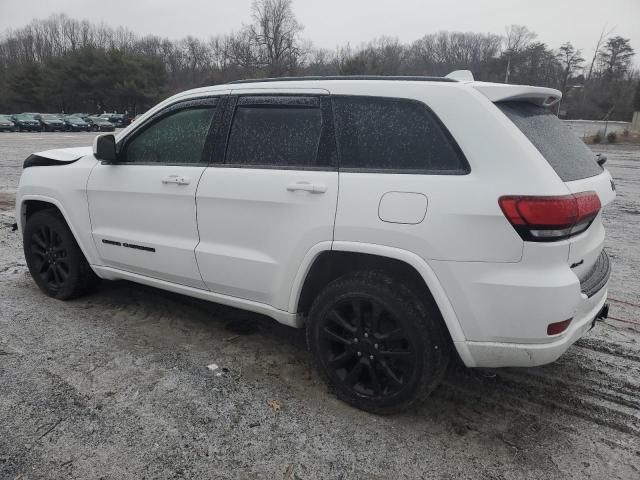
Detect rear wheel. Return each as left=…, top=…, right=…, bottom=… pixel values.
left=306, top=271, right=449, bottom=414
left=23, top=209, right=99, bottom=299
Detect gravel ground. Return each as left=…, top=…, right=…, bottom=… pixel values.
left=0, top=132, right=639, bottom=479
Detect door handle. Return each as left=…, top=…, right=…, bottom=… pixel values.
left=286, top=182, right=327, bottom=193
left=162, top=175, right=191, bottom=185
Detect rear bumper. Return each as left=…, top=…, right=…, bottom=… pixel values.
left=430, top=244, right=612, bottom=368
left=456, top=284, right=608, bottom=367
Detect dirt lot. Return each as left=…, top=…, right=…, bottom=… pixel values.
left=1, top=132, right=639, bottom=479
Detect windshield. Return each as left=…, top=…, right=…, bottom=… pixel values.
left=42, top=115, right=60, bottom=120
left=497, top=101, right=603, bottom=182
left=0, top=115, right=11, bottom=121
left=67, top=117, right=84, bottom=124
left=14, top=115, right=34, bottom=120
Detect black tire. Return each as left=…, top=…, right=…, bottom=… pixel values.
left=23, top=209, right=99, bottom=300
left=306, top=271, right=450, bottom=414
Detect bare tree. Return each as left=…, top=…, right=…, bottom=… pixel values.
left=587, top=25, right=614, bottom=81
left=503, top=25, right=536, bottom=82
left=247, top=0, right=304, bottom=75
left=556, top=42, right=584, bottom=94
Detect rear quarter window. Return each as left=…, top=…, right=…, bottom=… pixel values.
left=332, top=96, right=468, bottom=174
left=497, top=101, right=602, bottom=182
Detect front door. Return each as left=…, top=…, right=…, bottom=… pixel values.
left=87, top=97, right=222, bottom=288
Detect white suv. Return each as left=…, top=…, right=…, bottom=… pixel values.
left=16, top=73, right=614, bottom=413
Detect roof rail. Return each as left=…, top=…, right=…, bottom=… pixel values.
left=228, top=75, right=457, bottom=84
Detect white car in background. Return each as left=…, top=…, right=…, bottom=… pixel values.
left=16, top=72, right=614, bottom=413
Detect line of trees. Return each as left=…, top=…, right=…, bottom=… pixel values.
left=0, top=0, right=638, bottom=120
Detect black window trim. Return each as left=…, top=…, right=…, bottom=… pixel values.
left=219, top=93, right=338, bottom=171
left=331, top=94, right=471, bottom=175
left=107, top=96, right=223, bottom=167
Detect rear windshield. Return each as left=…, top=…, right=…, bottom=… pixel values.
left=497, top=101, right=602, bottom=182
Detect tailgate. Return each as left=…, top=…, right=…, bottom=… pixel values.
left=494, top=99, right=616, bottom=284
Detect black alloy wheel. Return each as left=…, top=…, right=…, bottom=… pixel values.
left=24, top=209, right=98, bottom=299
left=307, top=271, right=450, bottom=414
left=29, top=223, right=70, bottom=292
left=318, top=296, right=418, bottom=398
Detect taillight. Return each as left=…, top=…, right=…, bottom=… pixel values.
left=499, top=192, right=601, bottom=241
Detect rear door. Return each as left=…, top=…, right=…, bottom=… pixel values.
left=497, top=101, right=616, bottom=279
left=195, top=92, right=338, bottom=310
left=87, top=96, right=222, bottom=288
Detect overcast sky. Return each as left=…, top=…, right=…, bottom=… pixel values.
left=1, top=0, right=638, bottom=65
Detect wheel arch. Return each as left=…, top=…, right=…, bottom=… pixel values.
left=19, top=195, right=99, bottom=274
left=292, top=241, right=473, bottom=364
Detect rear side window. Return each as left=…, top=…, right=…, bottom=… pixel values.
left=226, top=102, right=323, bottom=168
left=123, top=107, right=215, bottom=164
left=332, top=96, right=468, bottom=173
left=497, top=101, right=602, bottom=182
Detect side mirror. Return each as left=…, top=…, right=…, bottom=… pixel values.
left=93, top=134, right=117, bottom=162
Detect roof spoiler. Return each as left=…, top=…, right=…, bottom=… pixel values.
left=444, top=71, right=562, bottom=107
left=471, top=81, right=562, bottom=107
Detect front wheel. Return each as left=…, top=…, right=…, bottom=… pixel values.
left=23, top=209, right=99, bottom=299
left=306, top=271, right=450, bottom=414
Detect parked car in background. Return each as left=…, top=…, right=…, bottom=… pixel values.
left=85, top=116, right=116, bottom=132
left=72, top=113, right=90, bottom=119
left=100, top=113, right=130, bottom=128
left=11, top=114, right=41, bottom=131
left=0, top=114, right=16, bottom=131
left=35, top=114, right=66, bottom=132
left=63, top=116, right=91, bottom=132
